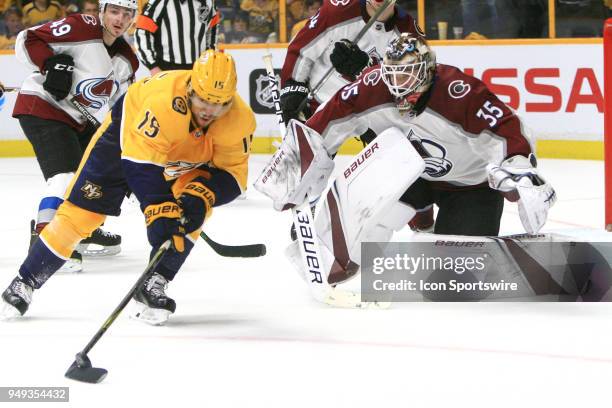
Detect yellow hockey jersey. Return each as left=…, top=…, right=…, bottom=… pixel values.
left=120, top=70, right=256, bottom=197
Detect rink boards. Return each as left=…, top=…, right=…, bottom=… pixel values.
left=0, top=39, right=604, bottom=159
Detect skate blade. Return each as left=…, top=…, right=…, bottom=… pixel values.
left=130, top=301, right=171, bottom=326
left=76, top=244, right=121, bottom=258
left=57, top=259, right=83, bottom=274
left=0, top=301, right=23, bottom=321
left=324, top=290, right=391, bottom=310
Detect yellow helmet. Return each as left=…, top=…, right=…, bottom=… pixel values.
left=191, top=50, right=237, bottom=104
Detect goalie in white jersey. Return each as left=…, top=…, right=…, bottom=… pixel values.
left=12, top=0, right=140, bottom=269
left=255, top=33, right=556, bottom=287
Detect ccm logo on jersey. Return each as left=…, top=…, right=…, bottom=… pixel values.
left=330, top=0, right=350, bottom=5
left=343, top=142, right=379, bottom=179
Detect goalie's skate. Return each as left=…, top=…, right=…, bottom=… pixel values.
left=77, top=228, right=121, bottom=257
left=130, top=273, right=176, bottom=326
left=1, top=276, right=34, bottom=320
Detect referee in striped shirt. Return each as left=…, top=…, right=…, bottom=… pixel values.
left=135, top=0, right=219, bottom=74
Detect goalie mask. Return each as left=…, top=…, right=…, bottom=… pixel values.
left=381, top=34, right=436, bottom=111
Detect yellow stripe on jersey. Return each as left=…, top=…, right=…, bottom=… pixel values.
left=41, top=201, right=106, bottom=258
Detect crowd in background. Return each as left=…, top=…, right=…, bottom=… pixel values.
left=0, top=0, right=611, bottom=50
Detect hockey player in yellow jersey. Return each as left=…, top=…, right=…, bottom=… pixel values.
left=1, top=50, right=256, bottom=324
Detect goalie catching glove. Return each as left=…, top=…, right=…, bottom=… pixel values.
left=487, top=154, right=557, bottom=234
left=254, top=120, right=334, bottom=211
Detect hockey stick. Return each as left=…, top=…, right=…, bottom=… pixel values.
left=67, top=97, right=267, bottom=258
left=65, top=240, right=171, bottom=383
left=200, top=231, right=266, bottom=258
left=295, top=0, right=394, bottom=113
left=262, top=53, right=387, bottom=309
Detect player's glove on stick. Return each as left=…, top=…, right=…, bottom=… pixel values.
left=487, top=154, right=557, bottom=234
left=254, top=120, right=334, bottom=211
left=144, top=198, right=186, bottom=252
left=43, top=54, right=75, bottom=101
left=330, top=39, right=370, bottom=77
left=279, top=79, right=310, bottom=123
left=177, top=178, right=215, bottom=233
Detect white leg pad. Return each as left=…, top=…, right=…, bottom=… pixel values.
left=312, top=127, right=425, bottom=285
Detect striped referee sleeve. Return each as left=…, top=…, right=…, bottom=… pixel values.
left=135, top=0, right=166, bottom=69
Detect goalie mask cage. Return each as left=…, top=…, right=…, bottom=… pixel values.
left=606, top=18, right=612, bottom=231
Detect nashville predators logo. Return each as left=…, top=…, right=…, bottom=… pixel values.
left=74, top=74, right=115, bottom=110
left=164, top=160, right=204, bottom=178
left=172, top=97, right=187, bottom=115
left=81, top=181, right=103, bottom=199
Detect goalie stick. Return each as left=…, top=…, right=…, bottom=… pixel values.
left=262, top=53, right=387, bottom=309
left=0, top=82, right=266, bottom=258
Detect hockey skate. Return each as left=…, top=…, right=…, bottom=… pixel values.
left=30, top=220, right=83, bottom=273
left=131, top=273, right=176, bottom=326
left=77, top=227, right=122, bottom=257
left=1, top=276, right=34, bottom=320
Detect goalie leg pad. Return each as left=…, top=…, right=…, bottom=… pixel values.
left=310, top=127, right=424, bottom=285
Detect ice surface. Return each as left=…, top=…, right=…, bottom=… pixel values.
left=0, top=156, right=610, bottom=408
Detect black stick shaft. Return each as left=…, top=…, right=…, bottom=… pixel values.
left=80, top=241, right=170, bottom=356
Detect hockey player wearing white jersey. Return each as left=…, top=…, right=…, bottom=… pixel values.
left=255, top=33, right=556, bottom=287
left=279, top=0, right=424, bottom=123
left=12, top=0, right=139, bottom=268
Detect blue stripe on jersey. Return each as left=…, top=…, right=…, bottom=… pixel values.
left=38, top=196, right=64, bottom=212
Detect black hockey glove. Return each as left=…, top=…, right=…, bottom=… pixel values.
left=143, top=196, right=186, bottom=253
left=43, top=54, right=75, bottom=101
left=330, top=39, right=369, bottom=77
left=279, top=79, right=310, bottom=123
left=177, top=178, right=215, bottom=234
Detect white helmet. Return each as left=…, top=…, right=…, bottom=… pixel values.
left=99, top=0, right=138, bottom=13
left=381, top=33, right=436, bottom=99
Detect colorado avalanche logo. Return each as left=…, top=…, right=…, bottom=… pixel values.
left=362, top=68, right=381, bottom=86
left=74, top=75, right=114, bottom=110
left=408, top=129, right=453, bottom=178
left=448, top=80, right=471, bottom=99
